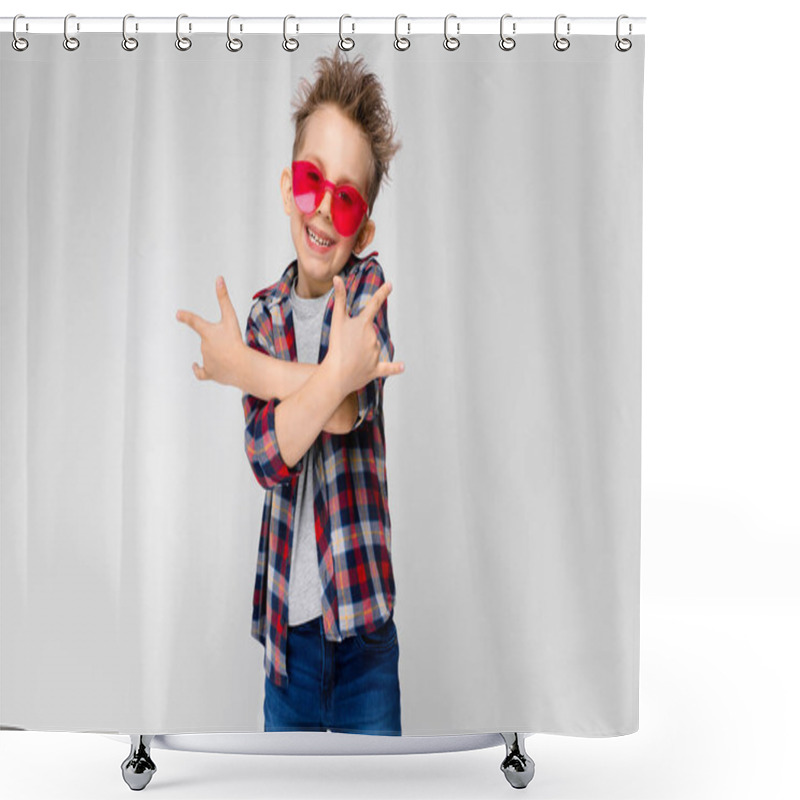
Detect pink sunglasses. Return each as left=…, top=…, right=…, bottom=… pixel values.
left=292, top=160, right=369, bottom=237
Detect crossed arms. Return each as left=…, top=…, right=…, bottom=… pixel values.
left=176, top=269, right=403, bottom=483
left=238, top=346, right=360, bottom=436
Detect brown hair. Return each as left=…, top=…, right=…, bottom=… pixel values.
left=291, top=48, right=401, bottom=218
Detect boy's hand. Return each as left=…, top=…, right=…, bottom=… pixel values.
left=176, top=276, right=247, bottom=387
left=325, top=274, right=405, bottom=397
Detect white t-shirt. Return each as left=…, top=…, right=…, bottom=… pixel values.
left=286, top=277, right=334, bottom=626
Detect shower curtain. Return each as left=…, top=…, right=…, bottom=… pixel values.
left=1, top=26, right=644, bottom=738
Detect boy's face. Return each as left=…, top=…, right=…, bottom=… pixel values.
left=281, top=103, right=376, bottom=298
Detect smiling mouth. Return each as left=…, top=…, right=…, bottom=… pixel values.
left=306, top=225, right=334, bottom=248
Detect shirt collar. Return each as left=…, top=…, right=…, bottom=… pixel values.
left=252, top=250, right=378, bottom=309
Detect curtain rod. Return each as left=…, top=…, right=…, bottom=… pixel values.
left=1, top=16, right=646, bottom=36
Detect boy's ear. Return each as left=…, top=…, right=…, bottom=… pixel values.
left=280, top=167, right=293, bottom=215
left=355, top=218, right=376, bottom=253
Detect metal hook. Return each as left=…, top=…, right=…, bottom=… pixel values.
left=443, top=13, right=460, bottom=51
left=394, top=14, right=410, bottom=51
left=11, top=14, right=29, bottom=52
left=615, top=14, right=632, bottom=52
left=63, top=13, right=80, bottom=51
left=175, top=13, right=192, bottom=51
left=553, top=14, right=570, bottom=52
left=499, top=14, right=516, bottom=51
left=122, top=14, right=138, bottom=52
left=339, top=14, right=355, bottom=51
left=283, top=15, right=299, bottom=52
left=226, top=14, right=243, bottom=52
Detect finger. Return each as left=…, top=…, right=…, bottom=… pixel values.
left=216, top=276, right=236, bottom=322
left=192, top=362, right=208, bottom=381
left=361, top=281, right=393, bottom=322
left=176, top=309, right=209, bottom=336
left=331, top=274, right=346, bottom=323
left=374, top=360, right=405, bottom=379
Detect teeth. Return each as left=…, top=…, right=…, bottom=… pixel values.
left=307, top=227, right=332, bottom=247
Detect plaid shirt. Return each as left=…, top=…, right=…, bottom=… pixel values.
left=242, top=250, right=396, bottom=688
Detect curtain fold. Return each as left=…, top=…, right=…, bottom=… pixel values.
left=1, top=31, right=644, bottom=736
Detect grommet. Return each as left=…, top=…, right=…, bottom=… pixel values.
left=283, top=15, right=299, bottom=52
left=12, top=14, right=29, bottom=52
left=615, top=14, right=632, bottom=51
left=339, top=14, right=355, bottom=51
left=122, top=14, right=138, bottom=51
left=176, top=13, right=192, bottom=51
left=394, top=14, right=410, bottom=51
left=63, top=13, right=80, bottom=51
left=553, top=14, right=570, bottom=52
left=499, top=14, right=516, bottom=51
left=226, top=14, right=243, bottom=52
left=443, top=14, right=460, bottom=51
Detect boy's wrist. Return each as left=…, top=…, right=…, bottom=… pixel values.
left=235, top=341, right=258, bottom=394
left=319, top=356, right=349, bottom=407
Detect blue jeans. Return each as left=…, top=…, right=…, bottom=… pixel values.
left=263, top=611, right=402, bottom=735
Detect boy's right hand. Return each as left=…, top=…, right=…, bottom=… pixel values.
left=325, top=274, right=404, bottom=398
left=176, top=276, right=247, bottom=388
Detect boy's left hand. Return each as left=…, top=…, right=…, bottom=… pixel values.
left=176, top=276, right=247, bottom=386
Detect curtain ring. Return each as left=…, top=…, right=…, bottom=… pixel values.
left=553, top=14, right=570, bottom=51
left=499, top=14, right=516, bottom=51
left=122, top=14, right=138, bottom=51
left=63, top=13, right=80, bottom=51
left=443, top=14, right=460, bottom=51
left=615, top=14, right=632, bottom=52
left=394, top=14, right=410, bottom=51
left=226, top=15, right=243, bottom=52
left=12, top=14, right=29, bottom=52
left=175, top=14, right=192, bottom=51
left=339, top=15, right=355, bottom=51
left=283, top=15, right=299, bottom=51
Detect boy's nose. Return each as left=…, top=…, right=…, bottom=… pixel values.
left=316, top=185, right=334, bottom=218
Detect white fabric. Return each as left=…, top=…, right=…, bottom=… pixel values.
left=0, top=32, right=644, bottom=736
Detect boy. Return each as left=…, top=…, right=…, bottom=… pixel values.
left=176, top=50, right=404, bottom=735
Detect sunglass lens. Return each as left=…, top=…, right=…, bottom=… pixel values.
left=293, top=163, right=321, bottom=214
left=332, top=188, right=365, bottom=236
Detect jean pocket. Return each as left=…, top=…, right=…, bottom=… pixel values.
left=355, top=615, right=397, bottom=652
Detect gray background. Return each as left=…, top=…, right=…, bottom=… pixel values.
left=1, top=31, right=643, bottom=736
